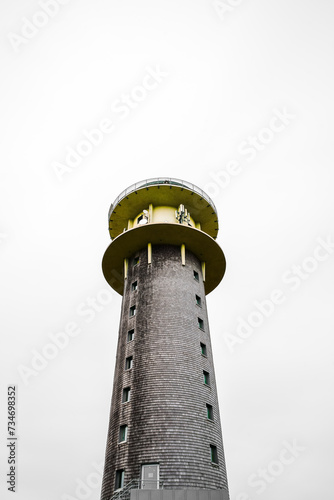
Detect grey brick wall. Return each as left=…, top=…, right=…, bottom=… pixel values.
left=101, top=244, right=229, bottom=500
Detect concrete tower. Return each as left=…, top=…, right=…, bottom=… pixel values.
left=101, top=178, right=229, bottom=500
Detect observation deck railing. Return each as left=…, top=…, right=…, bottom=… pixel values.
left=108, top=177, right=216, bottom=220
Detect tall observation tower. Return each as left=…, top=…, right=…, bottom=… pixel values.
left=101, top=178, right=229, bottom=500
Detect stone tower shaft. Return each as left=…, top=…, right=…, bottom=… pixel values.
left=101, top=178, right=229, bottom=500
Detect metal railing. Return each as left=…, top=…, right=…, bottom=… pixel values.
left=108, top=177, right=217, bottom=219
left=110, top=480, right=164, bottom=500
left=110, top=479, right=138, bottom=500
left=109, top=480, right=225, bottom=500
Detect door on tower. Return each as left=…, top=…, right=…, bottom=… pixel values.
left=141, top=464, right=159, bottom=489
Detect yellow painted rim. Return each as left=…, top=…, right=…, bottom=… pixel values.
left=102, top=223, right=226, bottom=295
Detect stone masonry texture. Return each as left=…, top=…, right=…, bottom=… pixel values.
left=100, top=244, right=229, bottom=500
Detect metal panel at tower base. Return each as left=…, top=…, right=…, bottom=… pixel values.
left=100, top=179, right=230, bottom=500
left=130, top=490, right=230, bottom=500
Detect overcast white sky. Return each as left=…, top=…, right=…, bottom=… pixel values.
left=1, top=1, right=334, bottom=499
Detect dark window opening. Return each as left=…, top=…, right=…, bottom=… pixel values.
left=200, top=343, right=207, bottom=356
left=196, top=295, right=202, bottom=306
left=119, top=425, right=128, bottom=442
left=198, top=317, right=204, bottom=330
left=122, top=387, right=131, bottom=403
left=133, top=256, right=139, bottom=266
left=131, top=281, right=138, bottom=291
left=203, top=370, right=210, bottom=386
left=194, top=270, right=199, bottom=281
left=206, top=404, right=213, bottom=420
left=128, top=329, right=134, bottom=342
left=129, top=305, right=136, bottom=317
left=115, top=469, right=124, bottom=490
left=125, top=356, right=133, bottom=370
left=210, top=445, right=218, bottom=464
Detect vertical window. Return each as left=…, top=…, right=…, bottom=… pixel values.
left=210, top=445, right=218, bottom=464
left=125, top=356, right=133, bottom=370
left=193, top=270, right=199, bottom=281
left=203, top=370, right=210, bottom=386
left=206, top=404, right=213, bottom=420
left=200, top=342, right=207, bottom=356
left=122, top=387, right=131, bottom=403
left=131, top=281, right=138, bottom=291
left=127, top=329, right=134, bottom=342
left=133, top=256, right=139, bottom=266
left=196, top=295, right=202, bottom=306
left=129, top=305, right=136, bottom=317
left=119, top=425, right=128, bottom=442
left=198, top=317, right=204, bottom=330
left=115, top=469, right=124, bottom=490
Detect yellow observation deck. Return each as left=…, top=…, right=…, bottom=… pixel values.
left=102, top=178, right=226, bottom=295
